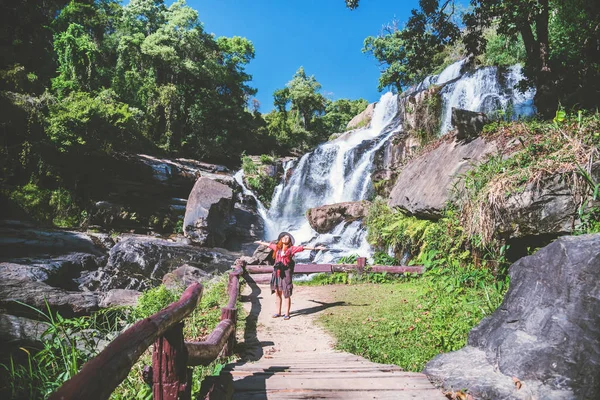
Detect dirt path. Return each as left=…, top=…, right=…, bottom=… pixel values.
left=223, top=278, right=446, bottom=399
left=237, top=279, right=340, bottom=361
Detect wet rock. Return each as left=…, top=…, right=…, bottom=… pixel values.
left=0, top=279, right=100, bottom=318
left=452, top=108, right=489, bottom=141
left=306, top=201, right=371, bottom=234
left=87, top=235, right=238, bottom=291
left=388, top=136, right=498, bottom=219
left=0, top=314, right=48, bottom=350
left=183, top=177, right=234, bottom=247
left=0, top=223, right=104, bottom=259
left=424, top=234, right=600, bottom=399
left=346, top=102, right=375, bottom=130
left=99, top=289, right=141, bottom=308
left=162, top=264, right=212, bottom=290
left=498, top=169, right=600, bottom=239
left=252, top=245, right=275, bottom=265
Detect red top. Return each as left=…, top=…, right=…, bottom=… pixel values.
left=268, top=243, right=304, bottom=266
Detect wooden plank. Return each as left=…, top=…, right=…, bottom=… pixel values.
left=245, top=264, right=423, bottom=275
left=232, top=389, right=444, bottom=399
left=293, top=264, right=332, bottom=273
left=50, top=283, right=203, bottom=400
left=232, top=375, right=439, bottom=391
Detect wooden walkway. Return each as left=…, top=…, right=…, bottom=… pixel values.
left=215, top=279, right=445, bottom=399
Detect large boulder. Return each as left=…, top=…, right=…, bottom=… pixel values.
left=388, top=136, right=498, bottom=218
left=98, top=289, right=141, bottom=308
left=0, top=222, right=104, bottom=259
left=0, top=279, right=100, bottom=318
left=346, top=102, right=375, bottom=130
left=452, top=108, right=489, bottom=141
left=306, top=201, right=371, bottom=234
left=162, top=264, right=212, bottom=290
left=184, top=177, right=234, bottom=246
left=498, top=174, right=581, bottom=239
left=0, top=314, right=48, bottom=351
left=424, top=234, right=600, bottom=399
left=83, top=235, right=238, bottom=291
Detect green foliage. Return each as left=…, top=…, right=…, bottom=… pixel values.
left=322, top=98, right=369, bottom=133
left=337, top=253, right=360, bottom=264
left=52, top=23, right=99, bottom=96
left=0, top=302, right=129, bottom=399
left=351, top=0, right=600, bottom=114
left=575, top=164, right=600, bottom=234
left=241, top=155, right=257, bottom=175
left=259, top=154, right=275, bottom=165
left=361, top=3, right=460, bottom=91
left=372, top=251, right=398, bottom=266
left=7, top=183, right=83, bottom=227
left=477, top=24, right=526, bottom=67
left=46, top=90, right=139, bottom=153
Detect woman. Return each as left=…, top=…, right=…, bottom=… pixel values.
left=254, top=232, right=326, bottom=320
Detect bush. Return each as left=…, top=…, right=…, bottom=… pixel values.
left=7, top=183, right=83, bottom=227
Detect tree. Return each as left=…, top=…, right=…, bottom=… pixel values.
left=362, top=1, right=460, bottom=92
left=348, top=0, right=600, bottom=115
left=286, top=67, right=327, bottom=130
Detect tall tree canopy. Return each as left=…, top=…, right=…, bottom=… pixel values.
left=349, top=0, right=600, bottom=115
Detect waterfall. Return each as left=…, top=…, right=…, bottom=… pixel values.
left=439, top=64, right=535, bottom=134
left=241, top=60, right=536, bottom=263
left=262, top=92, right=401, bottom=262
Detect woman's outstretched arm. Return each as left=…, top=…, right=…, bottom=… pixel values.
left=254, top=240, right=271, bottom=246
left=302, top=245, right=327, bottom=251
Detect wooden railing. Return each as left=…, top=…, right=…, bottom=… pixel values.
left=244, top=257, right=424, bottom=276
left=50, top=263, right=244, bottom=400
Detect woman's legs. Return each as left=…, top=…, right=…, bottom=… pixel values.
left=284, top=295, right=291, bottom=317
left=275, top=290, right=282, bottom=315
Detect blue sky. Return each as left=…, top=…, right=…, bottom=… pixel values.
left=186, top=0, right=422, bottom=112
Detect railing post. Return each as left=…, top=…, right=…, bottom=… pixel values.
left=357, top=257, right=366, bottom=274
left=220, top=307, right=237, bottom=357
left=152, top=323, right=191, bottom=400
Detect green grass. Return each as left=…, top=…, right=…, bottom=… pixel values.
left=316, top=278, right=501, bottom=372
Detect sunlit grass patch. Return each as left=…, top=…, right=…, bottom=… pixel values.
left=316, top=279, right=497, bottom=372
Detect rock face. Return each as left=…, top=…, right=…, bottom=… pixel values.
left=83, top=235, right=238, bottom=291
left=452, top=108, right=489, bottom=141
left=184, top=177, right=234, bottom=246
left=85, top=153, right=232, bottom=234
left=306, top=201, right=371, bottom=234
left=346, top=102, right=375, bottom=130
left=424, top=234, right=600, bottom=399
left=499, top=174, right=580, bottom=239
left=0, top=279, right=100, bottom=318
left=162, top=264, right=211, bottom=290
left=388, top=136, right=498, bottom=218
left=0, top=314, right=48, bottom=351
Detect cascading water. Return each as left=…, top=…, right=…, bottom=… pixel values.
left=241, top=59, right=536, bottom=263
left=262, top=92, right=401, bottom=262
left=438, top=63, right=535, bottom=134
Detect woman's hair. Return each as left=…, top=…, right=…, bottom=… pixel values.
left=276, top=235, right=290, bottom=251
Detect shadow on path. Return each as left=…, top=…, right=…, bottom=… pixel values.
left=235, top=273, right=274, bottom=362
left=290, top=299, right=366, bottom=317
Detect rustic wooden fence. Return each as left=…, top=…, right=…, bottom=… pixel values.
left=244, top=257, right=423, bottom=280
left=49, top=264, right=244, bottom=400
